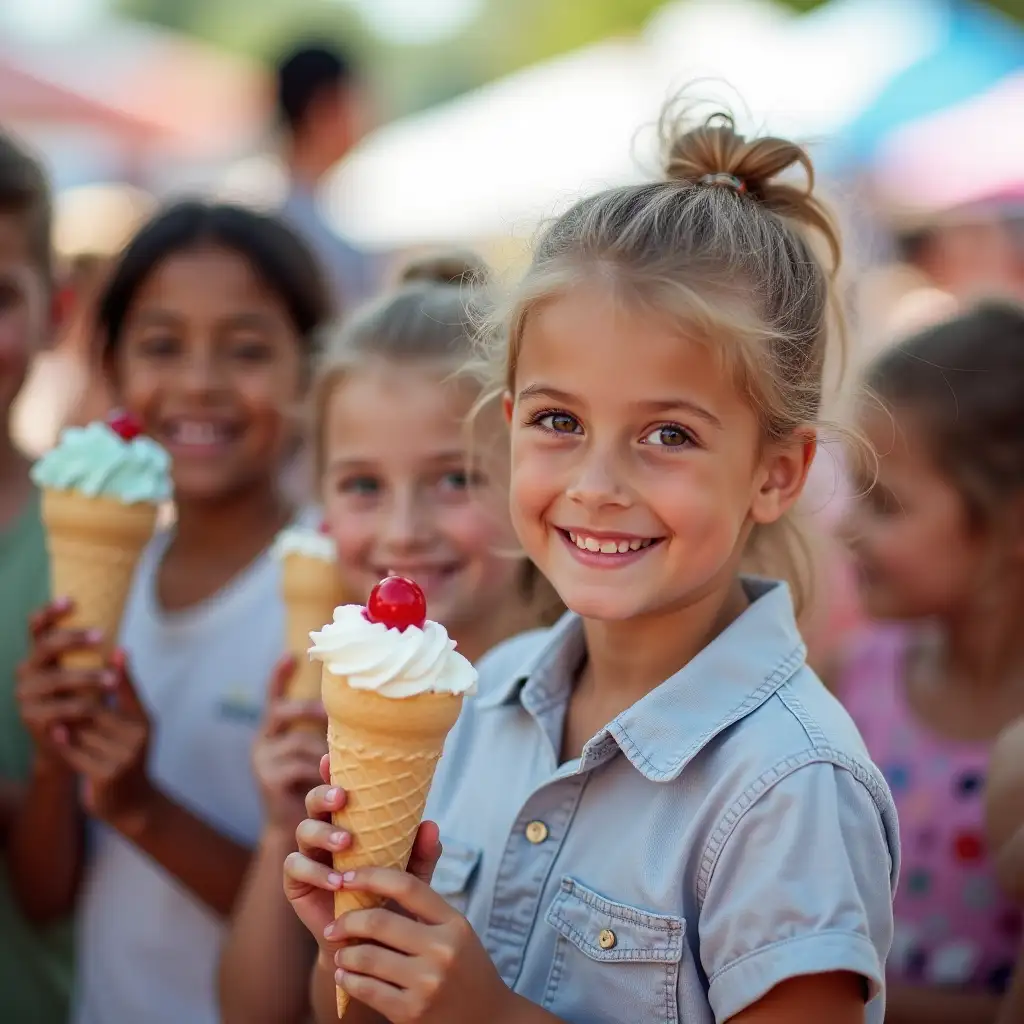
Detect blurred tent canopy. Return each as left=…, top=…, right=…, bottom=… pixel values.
left=321, top=0, right=1024, bottom=250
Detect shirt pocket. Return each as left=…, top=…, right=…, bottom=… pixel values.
left=431, top=839, right=481, bottom=916
left=542, top=877, right=685, bottom=1024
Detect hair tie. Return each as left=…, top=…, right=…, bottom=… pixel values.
left=699, top=172, right=747, bottom=195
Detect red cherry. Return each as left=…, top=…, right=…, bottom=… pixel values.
left=106, top=409, right=143, bottom=442
left=366, top=576, right=426, bottom=632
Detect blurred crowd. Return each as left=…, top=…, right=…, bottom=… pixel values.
left=2, top=17, right=1024, bottom=1024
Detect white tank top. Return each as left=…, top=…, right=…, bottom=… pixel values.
left=73, top=529, right=285, bottom=1024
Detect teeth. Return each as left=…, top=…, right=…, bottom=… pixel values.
left=567, top=532, right=655, bottom=554
left=174, top=423, right=224, bottom=445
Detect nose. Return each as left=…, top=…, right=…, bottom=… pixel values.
left=179, top=347, right=227, bottom=396
left=382, top=487, right=433, bottom=551
left=565, top=445, right=631, bottom=510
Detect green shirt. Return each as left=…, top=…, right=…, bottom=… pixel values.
left=0, top=486, right=74, bottom=1023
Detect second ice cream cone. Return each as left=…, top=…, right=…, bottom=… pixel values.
left=42, top=488, right=157, bottom=667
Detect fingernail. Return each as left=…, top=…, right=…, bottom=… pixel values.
left=342, top=870, right=356, bottom=882
left=101, top=670, right=118, bottom=688
left=55, top=596, right=72, bottom=610
left=85, top=628, right=104, bottom=643
left=323, top=922, right=335, bottom=939
left=330, top=831, right=347, bottom=848
left=327, top=872, right=343, bottom=888
left=335, top=969, right=346, bottom=986
left=326, top=788, right=340, bottom=802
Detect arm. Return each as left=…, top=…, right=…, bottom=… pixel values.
left=985, top=718, right=1024, bottom=901
left=6, top=757, right=85, bottom=922
left=0, top=777, right=22, bottom=844
left=112, top=784, right=251, bottom=917
left=884, top=983, right=1002, bottom=1024
left=220, top=828, right=318, bottom=1024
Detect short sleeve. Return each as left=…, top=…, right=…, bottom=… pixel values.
left=699, top=761, right=897, bottom=1022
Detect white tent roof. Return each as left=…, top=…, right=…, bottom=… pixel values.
left=322, top=0, right=947, bottom=249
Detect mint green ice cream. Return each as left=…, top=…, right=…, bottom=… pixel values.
left=31, top=422, right=172, bottom=505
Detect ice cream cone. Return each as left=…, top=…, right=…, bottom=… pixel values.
left=41, top=488, right=157, bottom=667
left=281, top=553, right=344, bottom=706
left=322, top=673, right=464, bottom=1019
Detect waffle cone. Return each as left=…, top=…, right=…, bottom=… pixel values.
left=321, top=670, right=464, bottom=1018
left=41, top=489, right=157, bottom=668
left=281, top=554, right=344, bottom=707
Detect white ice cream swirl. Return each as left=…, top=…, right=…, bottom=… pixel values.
left=308, top=604, right=478, bottom=699
left=271, top=525, right=336, bottom=562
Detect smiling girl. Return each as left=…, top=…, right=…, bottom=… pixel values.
left=280, top=112, right=900, bottom=1024
left=218, top=253, right=559, bottom=1024
left=12, top=201, right=331, bottom=1024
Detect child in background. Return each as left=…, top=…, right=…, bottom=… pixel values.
left=219, top=253, right=560, bottom=1024
left=12, top=201, right=331, bottom=1024
left=0, top=131, right=74, bottom=1024
left=838, top=303, right=1024, bottom=1024
left=282, top=110, right=899, bottom=1024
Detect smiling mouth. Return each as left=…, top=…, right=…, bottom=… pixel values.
left=559, top=529, right=663, bottom=556
left=162, top=420, right=243, bottom=449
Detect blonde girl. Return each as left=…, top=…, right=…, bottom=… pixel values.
left=219, top=254, right=558, bottom=1024
left=283, top=109, right=900, bottom=1024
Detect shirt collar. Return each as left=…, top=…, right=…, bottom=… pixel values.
left=476, top=579, right=806, bottom=782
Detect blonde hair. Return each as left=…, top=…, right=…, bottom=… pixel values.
left=481, top=108, right=850, bottom=615
left=314, top=251, right=563, bottom=624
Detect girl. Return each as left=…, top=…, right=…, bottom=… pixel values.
left=218, top=253, right=561, bottom=1024
left=281, top=111, right=900, bottom=1023
left=836, top=302, right=1024, bottom=1024
left=11, top=201, right=331, bottom=1024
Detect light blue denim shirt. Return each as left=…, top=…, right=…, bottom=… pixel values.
left=425, top=579, right=900, bottom=1023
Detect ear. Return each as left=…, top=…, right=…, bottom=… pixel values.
left=750, top=429, right=817, bottom=526
left=502, top=390, right=514, bottom=426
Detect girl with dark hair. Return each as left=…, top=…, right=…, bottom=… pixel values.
left=13, top=200, right=332, bottom=1024
left=838, top=302, right=1024, bottom=1024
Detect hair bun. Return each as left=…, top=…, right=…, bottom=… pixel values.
left=397, top=250, right=490, bottom=288
left=660, top=108, right=839, bottom=270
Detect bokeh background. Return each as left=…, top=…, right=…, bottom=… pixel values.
left=4, top=0, right=1024, bottom=463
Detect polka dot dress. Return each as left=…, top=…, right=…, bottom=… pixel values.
left=841, top=625, right=1022, bottom=994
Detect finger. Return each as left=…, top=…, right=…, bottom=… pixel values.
left=110, top=651, right=147, bottom=720
left=305, top=783, right=347, bottom=819
left=319, top=752, right=330, bottom=784
left=28, top=597, right=73, bottom=637
left=23, top=694, right=101, bottom=727
left=407, top=821, right=443, bottom=886
left=296, top=817, right=351, bottom=859
left=283, top=850, right=346, bottom=898
left=73, top=725, right=123, bottom=761
left=32, top=628, right=107, bottom=668
left=17, top=666, right=114, bottom=699
left=264, top=700, right=327, bottom=739
left=266, top=757, right=330, bottom=794
left=332, top=906, right=429, bottom=957
left=333, top=971, right=406, bottom=1022
left=267, top=653, right=297, bottom=706
left=338, top=867, right=455, bottom=926
left=336, top=940, right=422, bottom=986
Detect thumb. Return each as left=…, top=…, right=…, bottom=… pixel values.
left=111, top=649, right=146, bottom=720
left=268, top=653, right=297, bottom=703
left=407, top=820, right=442, bottom=885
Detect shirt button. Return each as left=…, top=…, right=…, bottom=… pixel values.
left=598, top=928, right=616, bottom=950
left=525, top=820, right=549, bottom=844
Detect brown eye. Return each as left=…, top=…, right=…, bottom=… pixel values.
left=642, top=424, right=693, bottom=447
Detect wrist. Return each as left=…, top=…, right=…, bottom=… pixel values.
left=32, top=752, right=74, bottom=785
left=108, top=777, right=163, bottom=840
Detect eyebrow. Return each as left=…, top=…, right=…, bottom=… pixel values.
left=328, top=450, right=469, bottom=472
left=131, top=309, right=276, bottom=330
left=517, top=383, right=723, bottom=429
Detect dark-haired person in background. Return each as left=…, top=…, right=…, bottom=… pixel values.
left=11, top=200, right=331, bottom=1024
left=0, top=130, right=73, bottom=1024
left=276, top=41, right=380, bottom=312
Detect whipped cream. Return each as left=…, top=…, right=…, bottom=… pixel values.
left=31, top=421, right=172, bottom=504
left=308, top=604, right=477, bottom=699
left=272, top=525, right=336, bottom=563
